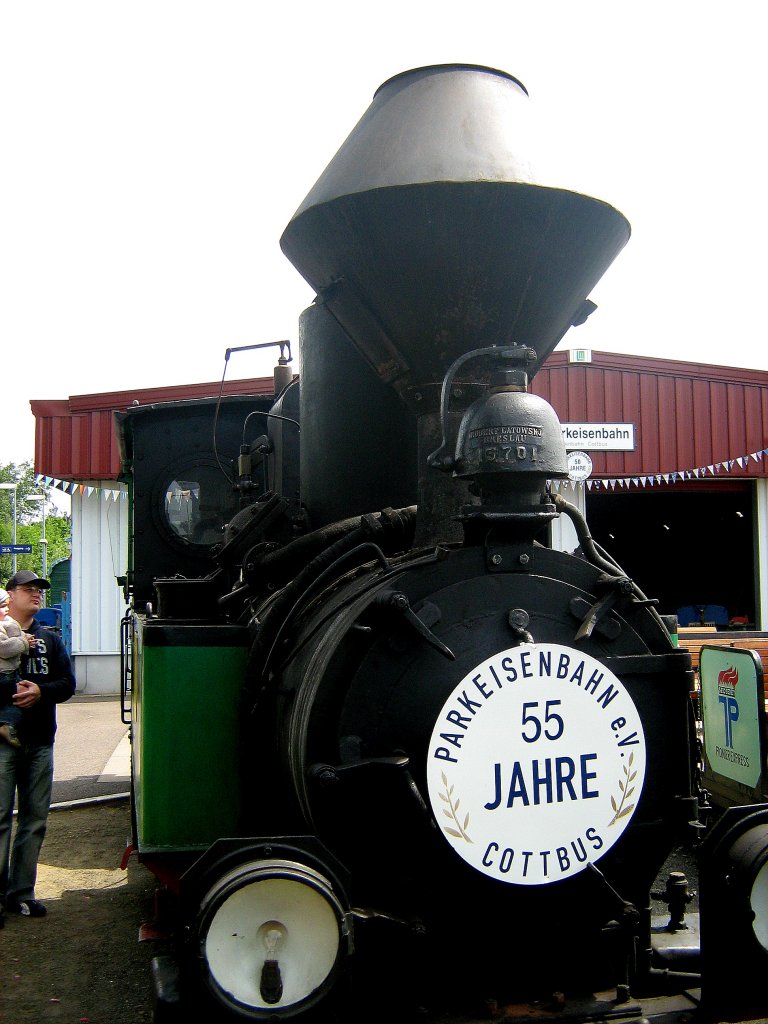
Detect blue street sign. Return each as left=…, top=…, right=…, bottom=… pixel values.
left=0, top=544, right=33, bottom=554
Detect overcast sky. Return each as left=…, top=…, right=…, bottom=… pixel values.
left=2, top=1, right=766, bottom=472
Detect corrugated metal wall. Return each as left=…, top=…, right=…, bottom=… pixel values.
left=32, top=377, right=278, bottom=481
left=532, top=351, right=768, bottom=478
left=33, top=357, right=768, bottom=484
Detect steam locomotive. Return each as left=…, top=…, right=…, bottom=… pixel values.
left=117, top=66, right=768, bottom=1023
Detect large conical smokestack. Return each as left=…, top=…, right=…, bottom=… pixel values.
left=280, top=64, right=630, bottom=411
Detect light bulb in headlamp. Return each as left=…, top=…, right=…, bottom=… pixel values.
left=264, top=923, right=285, bottom=956
left=259, top=920, right=287, bottom=1004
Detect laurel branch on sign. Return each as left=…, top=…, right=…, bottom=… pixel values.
left=438, top=771, right=472, bottom=843
left=607, top=751, right=637, bottom=827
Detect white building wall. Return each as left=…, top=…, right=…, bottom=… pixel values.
left=549, top=481, right=585, bottom=553
left=70, top=485, right=129, bottom=694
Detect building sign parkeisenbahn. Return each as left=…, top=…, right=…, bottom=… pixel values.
left=561, top=423, right=635, bottom=451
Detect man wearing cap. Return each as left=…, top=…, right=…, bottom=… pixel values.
left=0, top=570, right=75, bottom=924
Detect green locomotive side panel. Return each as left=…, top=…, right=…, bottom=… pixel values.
left=132, top=621, right=248, bottom=852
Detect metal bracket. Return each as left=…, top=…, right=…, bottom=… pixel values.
left=486, top=541, right=535, bottom=573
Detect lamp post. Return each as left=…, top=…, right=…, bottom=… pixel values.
left=28, top=493, right=48, bottom=606
left=0, top=482, right=18, bottom=575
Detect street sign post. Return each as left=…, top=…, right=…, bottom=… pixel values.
left=0, top=544, right=32, bottom=555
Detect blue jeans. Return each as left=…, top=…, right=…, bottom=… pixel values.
left=0, top=669, right=21, bottom=728
left=0, top=742, right=54, bottom=904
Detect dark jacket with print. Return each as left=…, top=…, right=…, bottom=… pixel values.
left=0, top=621, right=76, bottom=745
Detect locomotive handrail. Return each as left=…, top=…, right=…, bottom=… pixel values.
left=119, top=608, right=132, bottom=725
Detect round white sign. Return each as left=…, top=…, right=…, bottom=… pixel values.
left=567, top=451, right=593, bottom=481
left=426, top=643, right=646, bottom=886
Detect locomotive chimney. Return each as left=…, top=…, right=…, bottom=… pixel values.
left=280, top=65, right=630, bottom=542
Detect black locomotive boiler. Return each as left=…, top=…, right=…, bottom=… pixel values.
left=118, top=65, right=768, bottom=1024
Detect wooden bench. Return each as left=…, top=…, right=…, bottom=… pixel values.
left=677, top=630, right=768, bottom=715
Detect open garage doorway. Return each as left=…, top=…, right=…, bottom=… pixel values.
left=585, top=482, right=757, bottom=629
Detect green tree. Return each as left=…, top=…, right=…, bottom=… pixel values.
left=0, top=461, right=71, bottom=585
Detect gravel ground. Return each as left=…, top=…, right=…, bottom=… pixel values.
left=0, top=802, right=161, bottom=1024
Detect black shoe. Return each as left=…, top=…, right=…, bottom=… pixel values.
left=6, top=898, right=46, bottom=917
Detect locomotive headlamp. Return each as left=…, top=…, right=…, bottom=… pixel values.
left=453, top=386, right=569, bottom=484
left=186, top=843, right=351, bottom=1020
left=699, top=805, right=768, bottom=1020
left=428, top=344, right=568, bottom=527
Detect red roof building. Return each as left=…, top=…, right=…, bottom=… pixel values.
left=29, top=353, right=768, bottom=694
left=32, top=352, right=768, bottom=485
left=532, top=351, right=768, bottom=482
left=32, top=377, right=276, bottom=483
